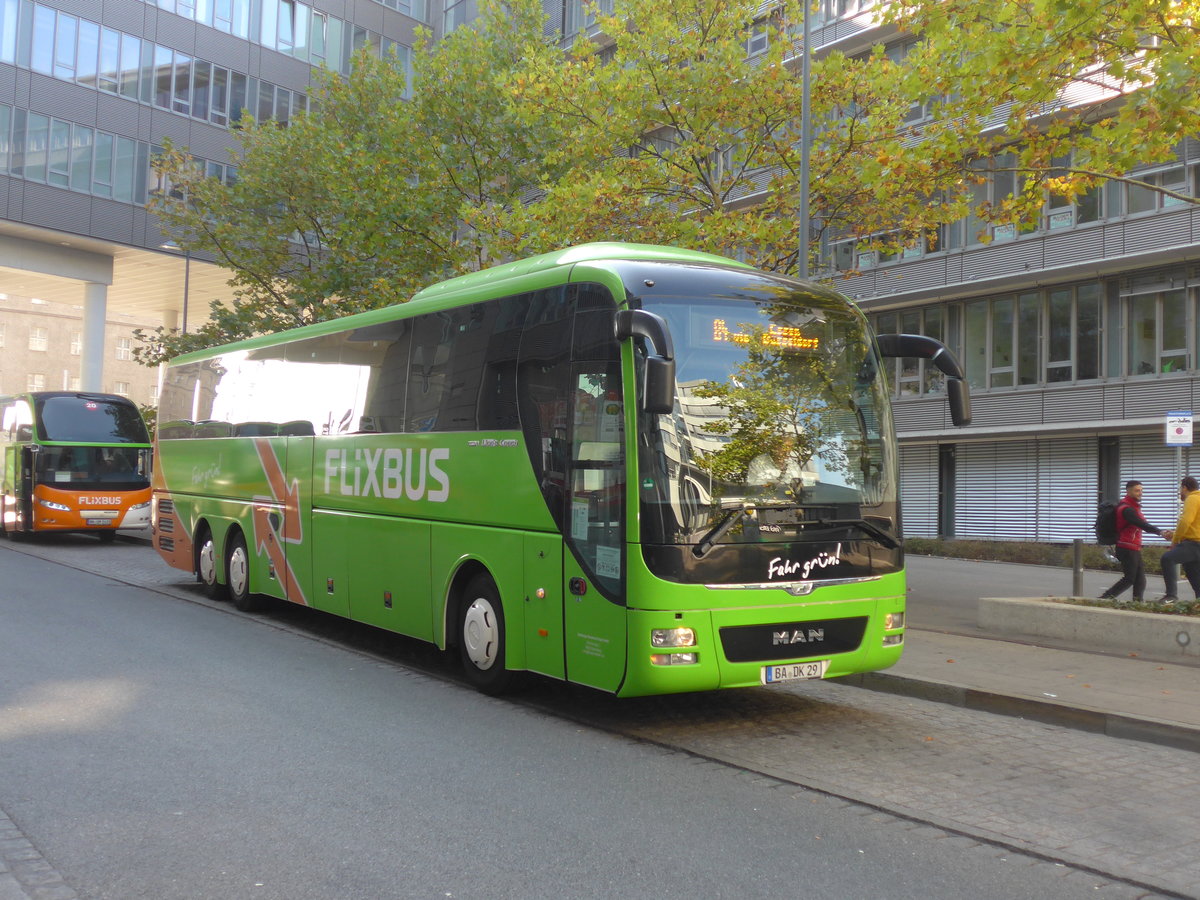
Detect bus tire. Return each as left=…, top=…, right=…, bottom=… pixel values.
left=197, top=528, right=229, bottom=602
left=458, top=573, right=513, bottom=695
left=227, top=531, right=265, bottom=613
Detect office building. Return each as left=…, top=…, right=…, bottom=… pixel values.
left=0, top=0, right=426, bottom=393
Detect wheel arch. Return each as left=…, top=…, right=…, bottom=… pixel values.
left=441, top=558, right=492, bottom=652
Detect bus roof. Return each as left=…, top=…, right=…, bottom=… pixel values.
left=407, top=242, right=750, bottom=304
left=166, top=243, right=753, bottom=366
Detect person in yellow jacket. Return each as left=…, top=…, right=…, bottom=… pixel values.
left=1157, top=476, right=1200, bottom=605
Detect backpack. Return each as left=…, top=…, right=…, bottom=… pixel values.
left=1094, top=500, right=1119, bottom=545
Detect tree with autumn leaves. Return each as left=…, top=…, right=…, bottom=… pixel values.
left=139, top=0, right=1200, bottom=363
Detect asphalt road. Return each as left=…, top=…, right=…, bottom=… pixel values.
left=0, top=542, right=1164, bottom=899
left=904, top=553, right=1141, bottom=634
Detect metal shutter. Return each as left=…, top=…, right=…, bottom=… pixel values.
left=956, top=438, right=1097, bottom=541
left=955, top=441, right=1038, bottom=539
left=1035, top=437, right=1097, bottom=542
left=899, top=444, right=938, bottom=538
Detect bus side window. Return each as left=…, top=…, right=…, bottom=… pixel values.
left=280, top=420, right=315, bottom=436
left=478, top=295, right=527, bottom=430
left=407, top=312, right=458, bottom=433
left=517, top=287, right=574, bottom=527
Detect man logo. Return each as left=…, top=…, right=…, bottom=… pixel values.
left=772, top=628, right=825, bottom=645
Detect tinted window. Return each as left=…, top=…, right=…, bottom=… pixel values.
left=36, top=395, right=149, bottom=443
left=517, top=287, right=574, bottom=527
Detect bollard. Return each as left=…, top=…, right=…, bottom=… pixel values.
left=1072, top=538, right=1083, bottom=597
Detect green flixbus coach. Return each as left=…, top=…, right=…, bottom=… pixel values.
left=152, top=243, right=969, bottom=696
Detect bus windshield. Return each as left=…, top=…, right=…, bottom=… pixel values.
left=637, top=286, right=897, bottom=550
left=35, top=395, right=151, bottom=443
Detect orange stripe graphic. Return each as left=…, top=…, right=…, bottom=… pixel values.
left=252, top=438, right=308, bottom=606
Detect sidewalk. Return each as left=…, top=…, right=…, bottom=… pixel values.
left=848, top=627, right=1200, bottom=753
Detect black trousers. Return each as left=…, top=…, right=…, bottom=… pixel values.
left=1104, top=546, right=1146, bottom=600
left=1160, top=540, right=1200, bottom=598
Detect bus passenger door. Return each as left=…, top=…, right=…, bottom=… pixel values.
left=523, top=534, right=564, bottom=680
left=562, top=368, right=628, bottom=693
left=15, top=445, right=35, bottom=531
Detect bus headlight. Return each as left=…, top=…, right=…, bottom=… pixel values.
left=651, top=627, right=696, bottom=648
left=37, top=499, right=71, bottom=511
left=129, top=501, right=151, bottom=511
left=882, top=634, right=904, bottom=647
left=884, top=612, right=904, bottom=630
left=650, top=652, right=698, bottom=666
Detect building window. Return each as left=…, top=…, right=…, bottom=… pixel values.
left=1125, top=166, right=1190, bottom=216
left=746, top=22, right=768, bottom=57
left=113, top=381, right=130, bottom=396
left=116, top=336, right=132, bottom=360
left=70, top=332, right=81, bottom=355
left=1128, top=288, right=1188, bottom=375
left=443, top=0, right=475, bottom=33
left=956, top=283, right=1101, bottom=390
left=27, top=373, right=45, bottom=391
left=29, top=326, right=48, bottom=351
left=68, top=376, right=81, bottom=390
left=1046, top=153, right=1103, bottom=229
left=875, top=306, right=947, bottom=395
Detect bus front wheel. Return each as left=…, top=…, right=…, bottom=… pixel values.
left=227, top=532, right=265, bottom=613
left=458, top=574, right=513, bottom=695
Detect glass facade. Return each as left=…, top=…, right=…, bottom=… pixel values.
left=0, top=102, right=234, bottom=206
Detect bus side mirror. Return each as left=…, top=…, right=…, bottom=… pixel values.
left=876, top=332, right=972, bottom=427
left=615, top=309, right=676, bottom=416
left=643, top=357, right=675, bottom=416
left=946, top=378, right=971, bottom=428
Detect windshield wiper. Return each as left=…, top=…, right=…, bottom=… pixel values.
left=804, top=517, right=900, bottom=550
left=693, top=503, right=754, bottom=559
left=692, top=506, right=900, bottom=557
left=692, top=501, right=806, bottom=558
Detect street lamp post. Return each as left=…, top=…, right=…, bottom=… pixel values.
left=181, top=248, right=190, bottom=334
left=798, top=0, right=811, bottom=281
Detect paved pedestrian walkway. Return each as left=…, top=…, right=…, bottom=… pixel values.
left=859, top=627, right=1200, bottom=752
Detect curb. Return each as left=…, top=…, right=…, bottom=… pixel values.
left=979, top=596, right=1200, bottom=662
left=839, top=670, right=1200, bottom=754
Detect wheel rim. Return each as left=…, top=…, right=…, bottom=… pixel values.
left=462, top=597, right=499, bottom=670
left=198, top=537, right=216, bottom=586
left=228, top=543, right=249, bottom=598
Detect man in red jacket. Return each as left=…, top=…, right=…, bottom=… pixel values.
left=1099, top=480, right=1166, bottom=603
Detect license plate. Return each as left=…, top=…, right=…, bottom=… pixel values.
left=761, top=660, right=829, bottom=684
left=86, top=519, right=111, bottom=526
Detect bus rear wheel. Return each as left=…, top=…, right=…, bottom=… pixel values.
left=458, top=573, right=513, bottom=695
left=227, top=532, right=265, bottom=613
left=197, top=529, right=228, bottom=601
